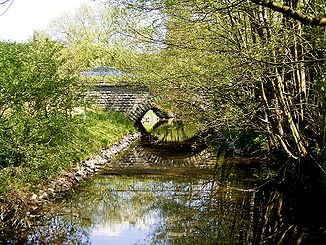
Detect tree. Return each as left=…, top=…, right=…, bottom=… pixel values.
left=47, top=4, right=119, bottom=72
left=115, top=0, right=326, bottom=162
left=47, top=3, right=160, bottom=74
left=0, top=36, right=83, bottom=168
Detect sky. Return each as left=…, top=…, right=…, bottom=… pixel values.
left=0, top=0, right=95, bottom=42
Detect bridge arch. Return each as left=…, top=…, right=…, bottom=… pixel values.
left=89, top=85, right=166, bottom=123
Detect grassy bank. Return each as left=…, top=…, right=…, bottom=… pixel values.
left=0, top=109, right=136, bottom=231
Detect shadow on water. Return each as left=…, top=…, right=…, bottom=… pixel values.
left=252, top=161, right=326, bottom=245
left=3, top=121, right=326, bottom=244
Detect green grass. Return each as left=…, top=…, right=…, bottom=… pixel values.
left=0, top=108, right=136, bottom=199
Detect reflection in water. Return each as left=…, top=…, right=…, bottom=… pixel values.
left=14, top=140, right=326, bottom=244
left=24, top=139, right=262, bottom=244
left=253, top=180, right=326, bottom=245
left=150, top=121, right=197, bottom=142
left=142, top=117, right=197, bottom=143
left=26, top=168, right=258, bottom=244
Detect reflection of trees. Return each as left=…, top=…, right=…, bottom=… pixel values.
left=253, top=181, right=326, bottom=244
left=26, top=161, right=259, bottom=244
left=26, top=216, right=91, bottom=245
left=147, top=162, right=258, bottom=244
left=150, top=121, right=197, bottom=142
left=60, top=177, right=161, bottom=226
left=25, top=158, right=326, bottom=244
left=26, top=177, right=162, bottom=244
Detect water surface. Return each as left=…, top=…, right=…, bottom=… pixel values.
left=9, top=130, right=326, bottom=244
left=25, top=141, right=263, bottom=244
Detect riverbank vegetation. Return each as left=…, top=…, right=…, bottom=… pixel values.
left=0, top=107, right=136, bottom=231
left=0, top=37, right=136, bottom=232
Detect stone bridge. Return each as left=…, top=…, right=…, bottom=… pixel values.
left=89, top=85, right=161, bottom=122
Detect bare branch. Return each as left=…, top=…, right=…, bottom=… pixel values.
left=0, top=0, right=11, bottom=5
left=0, top=0, right=14, bottom=16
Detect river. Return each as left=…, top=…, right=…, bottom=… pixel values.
left=4, top=120, right=326, bottom=244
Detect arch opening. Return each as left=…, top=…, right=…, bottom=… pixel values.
left=134, top=107, right=170, bottom=132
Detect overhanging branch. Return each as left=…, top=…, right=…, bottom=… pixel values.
left=249, top=0, right=326, bottom=26
left=0, top=0, right=11, bottom=4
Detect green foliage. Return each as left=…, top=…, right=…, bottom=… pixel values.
left=120, top=0, right=326, bottom=161
left=233, top=132, right=269, bottom=155
left=120, top=0, right=256, bottom=132
left=0, top=109, right=135, bottom=195
left=0, top=37, right=136, bottom=197
left=210, top=130, right=268, bottom=158
left=48, top=3, right=151, bottom=74
left=0, top=37, right=84, bottom=169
